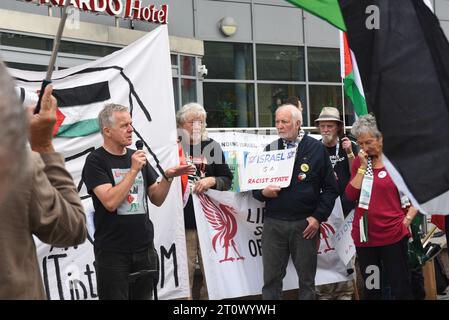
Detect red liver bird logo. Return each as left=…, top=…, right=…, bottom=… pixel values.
left=198, top=193, right=245, bottom=263
left=317, top=222, right=335, bottom=254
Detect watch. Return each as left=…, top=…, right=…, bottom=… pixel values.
left=166, top=176, right=173, bottom=182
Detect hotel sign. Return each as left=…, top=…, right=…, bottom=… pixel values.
left=23, top=0, right=169, bottom=24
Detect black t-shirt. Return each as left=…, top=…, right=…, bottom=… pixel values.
left=325, top=140, right=358, bottom=216
left=181, top=139, right=233, bottom=230
left=82, top=147, right=158, bottom=252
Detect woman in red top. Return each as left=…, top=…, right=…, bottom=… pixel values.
left=345, top=114, right=417, bottom=300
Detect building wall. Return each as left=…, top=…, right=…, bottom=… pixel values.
left=1, top=0, right=448, bottom=129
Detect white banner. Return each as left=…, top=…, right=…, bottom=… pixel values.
left=11, top=26, right=189, bottom=300
left=192, top=190, right=299, bottom=300
left=200, top=132, right=353, bottom=299
left=208, top=131, right=277, bottom=192
left=209, top=131, right=320, bottom=192
left=332, top=210, right=356, bottom=266
left=193, top=190, right=353, bottom=300
left=316, top=197, right=354, bottom=286
left=240, top=148, right=297, bottom=191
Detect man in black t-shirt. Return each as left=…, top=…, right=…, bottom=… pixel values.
left=315, top=106, right=358, bottom=300
left=82, top=104, right=194, bottom=300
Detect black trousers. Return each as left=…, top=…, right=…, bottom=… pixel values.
left=94, top=245, right=158, bottom=300
left=356, top=237, right=413, bottom=300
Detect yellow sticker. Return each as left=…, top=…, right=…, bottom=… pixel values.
left=300, top=163, right=309, bottom=172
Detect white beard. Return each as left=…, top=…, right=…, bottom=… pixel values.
left=321, top=134, right=334, bottom=145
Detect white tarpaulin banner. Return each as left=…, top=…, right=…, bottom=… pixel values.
left=193, top=190, right=353, bottom=300
left=198, top=131, right=354, bottom=299
left=10, top=26, right=189, bottom=300
left=332, top=210, right=356, bottom=266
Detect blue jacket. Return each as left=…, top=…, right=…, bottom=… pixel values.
left=252, top=134, right=339, bottom=223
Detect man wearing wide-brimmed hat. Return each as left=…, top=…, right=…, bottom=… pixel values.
left=315, top=106, right=358, bottom=300
left=315, top=107, right=358, bottom=216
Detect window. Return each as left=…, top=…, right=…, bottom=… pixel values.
left=5, top=62, right=48, bottom=72
left=309, top=85, right=343, bottom=123
left=59, top=41, right=121, bottom=57
left=308, top=47, right=340, bottom=82
left=171, top=54, right=199, bottom=110
left=0, top=32, right=52, bottom=51
left=171, top=54, right=178, bottom=66
left=257, top=44, right=305, bottom=81
left=203, top=42, right=253, bottom=80
left=203, top=42, right=348, bottom=128
left=0, top=32, right=121, bottom=57
left=203, top=82, right=255, bottom=128
left=180, top=56, right=195, bottom=76
left=181, top=79, right=197, bottom=106
left=257, top=84, right=307, bottom=127
left=172, top=78, right=179, bottom=110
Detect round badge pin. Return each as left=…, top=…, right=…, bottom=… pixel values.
left=298, top=173, right=307, bottom=181
left=378, top=170, right=387, bottom=179
left=300, top=163, right=309, bottom=172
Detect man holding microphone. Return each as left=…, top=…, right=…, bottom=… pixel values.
left=82, top=103, right=195, bottom=300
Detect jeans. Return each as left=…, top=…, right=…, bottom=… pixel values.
left=261, top=217, right=318, bottom=300
left=94, top=245, right=158, bottom=300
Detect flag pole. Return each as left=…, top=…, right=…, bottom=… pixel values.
left=34, top=2, right=70, bottom=114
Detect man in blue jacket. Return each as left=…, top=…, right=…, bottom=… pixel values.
left=253, top=104, right=338, bottom=300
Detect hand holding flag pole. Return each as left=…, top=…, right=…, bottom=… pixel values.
left=34, top=2, right=70, bottom=114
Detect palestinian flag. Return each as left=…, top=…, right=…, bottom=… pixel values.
left=339, top=0, right=449, bottom=214
left=286, top=1, right=366, bottom=115
left=340, top=32, right=368, bottom=116
left=286, top=0, right=346, bottom=31
left=51, top=82, right=110, bottom=137
left=16, top=81, right=111, bottom=138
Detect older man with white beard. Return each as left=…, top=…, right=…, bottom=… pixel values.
left=315, top=107, right=358, bottom=300
left=316, top=107, right=358, bottom=217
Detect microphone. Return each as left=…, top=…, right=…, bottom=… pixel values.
left=135, top=140, right=147, bottom=170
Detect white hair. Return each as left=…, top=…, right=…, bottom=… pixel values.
left=98, top=103, right=129, bottom=135
left=351, top=114, right=381, bottom=139
left=275, top=103, right=303, bottom=125
left=176, top=102, right=208, bottom=140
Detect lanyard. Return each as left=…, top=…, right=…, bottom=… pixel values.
left=358, top=157, right=373, bottom=243
left=334, top=139, right=340, bottom=158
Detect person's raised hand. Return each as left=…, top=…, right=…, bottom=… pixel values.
left=29, top=85, right=57, bottom=153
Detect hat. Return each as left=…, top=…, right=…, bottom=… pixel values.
left=314, top=107, right=342, bottom=124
